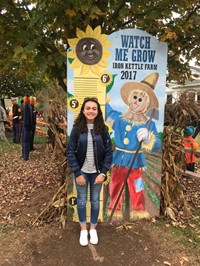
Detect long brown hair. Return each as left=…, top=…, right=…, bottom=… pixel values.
left=74, top=97, right=106, bottom=134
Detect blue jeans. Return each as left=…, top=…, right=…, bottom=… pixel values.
left=13, top=123, right=19, bottom=143
left=22, top=128, right=31, bottom=160
left=75, top=172, right=102, bottom=226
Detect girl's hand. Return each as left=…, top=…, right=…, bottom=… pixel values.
left=76, top=175, right=86, bottom=186
left=94, top=173, right=105, bottom=184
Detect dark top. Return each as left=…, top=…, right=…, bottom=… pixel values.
left=31, top=105, right=37, bottom=126
left=67, top=127, right=113, bottom=178
left=12, top=104, right=21, bottom=124
left=23, top=103, right=32, bottom=130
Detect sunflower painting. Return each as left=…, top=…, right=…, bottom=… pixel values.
left=68, top=25, right=111, bottom=76
left=67, top=25, right=112, bottom=121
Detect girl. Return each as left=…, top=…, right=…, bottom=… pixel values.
left=67, top=97, right=113, bottom=246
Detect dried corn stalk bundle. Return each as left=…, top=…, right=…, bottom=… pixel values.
left=46, top=99, right=67, bottom=154
left=161, top=90, right=199, bottom=221
left=33, top=99, right=72, bottom=228
left=32, top=181, right=68, bottom=228
left=45, top=99, right=69, bottom=185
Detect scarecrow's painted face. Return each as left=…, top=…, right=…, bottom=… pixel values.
left=76, top=37, right=103, bottom=65
left=129, top=90, right=150, bottom=113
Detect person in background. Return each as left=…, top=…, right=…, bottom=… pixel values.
left=19, top=98, right=24, bottom=143
left=22, top=94, right=32, bottom=161
left=0, top=102, right=8, bottom=141
left=184, top=126, right=199, bottom=172
left=11, top=97, right=21, bottom=144
left=20, top=99, right=24, bottom=120
left=30, top=96, right=37, bottom=151
left=67, top=97, right=113, bottom=246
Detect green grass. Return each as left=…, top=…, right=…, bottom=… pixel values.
left=34, top=134, right=47, bottom=145
left=0, top=132, right=47, bottom=157
left=154, top=209, right=200, bottom=249
left=171, top=228, right=199, bottom=248
left=0, top=140, right=21, bottom=157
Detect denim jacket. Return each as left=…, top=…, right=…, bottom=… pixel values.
left=67, top=127, right=113, bottom=178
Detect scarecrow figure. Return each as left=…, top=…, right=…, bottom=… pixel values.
left=22, top=94, right=32, bottom=161
left=106, top=72, right=162, bottom=219
left=11, top=97, right=21, bottom=144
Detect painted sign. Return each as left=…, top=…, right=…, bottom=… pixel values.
left=67, top=25, right=168, bottom=222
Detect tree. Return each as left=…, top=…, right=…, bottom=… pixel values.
left=0, top=0, right=199, bottom=94
left=0, top=74, right=45, bottom=98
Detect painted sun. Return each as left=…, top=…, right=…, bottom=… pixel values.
left=68, top=25, right=111, bottom=76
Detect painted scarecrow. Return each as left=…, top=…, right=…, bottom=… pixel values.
left=106, top=72, right=162, bottom=219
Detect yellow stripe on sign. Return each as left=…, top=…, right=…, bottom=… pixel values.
left=73, top=73, right=106, bottom=119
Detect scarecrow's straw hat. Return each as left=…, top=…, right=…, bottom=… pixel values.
left=120, top=72, right=159, bottom=110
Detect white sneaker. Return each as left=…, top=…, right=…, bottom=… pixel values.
left=79, top=230, right=88, bottom=246
left=89, top=229, right=98, bottom=244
